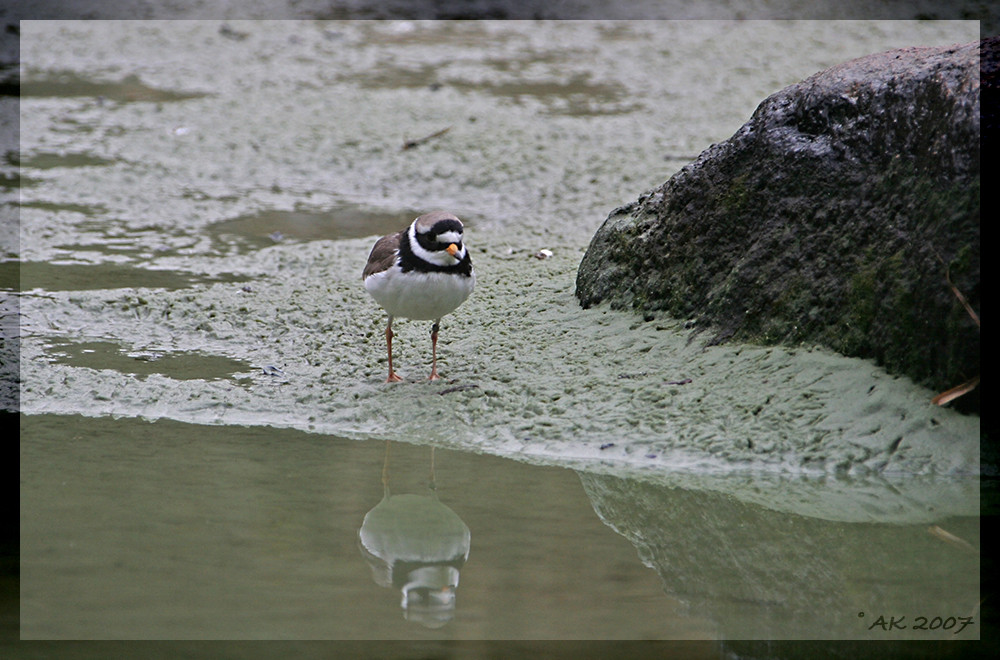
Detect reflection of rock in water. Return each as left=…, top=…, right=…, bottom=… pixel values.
left=358, top=444, right=470, bottom=628
left=578, top=471, right=980, bottom=640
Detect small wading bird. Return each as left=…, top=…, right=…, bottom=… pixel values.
left=363, top=211, right=475, bottom=382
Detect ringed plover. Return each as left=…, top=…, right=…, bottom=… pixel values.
left=363, top=211, right=475, bottom=382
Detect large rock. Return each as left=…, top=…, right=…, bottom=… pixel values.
left=577, top=38, right=983, bottom=413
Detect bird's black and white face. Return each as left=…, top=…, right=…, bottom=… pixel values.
left=408, top=212, right=469, bottom=269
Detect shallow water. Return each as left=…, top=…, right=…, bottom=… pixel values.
left=10, top=19, right=983, bottom=644
left=19, top=413, right=980, bottom=641
left=20, top=413, right=712, bottom=640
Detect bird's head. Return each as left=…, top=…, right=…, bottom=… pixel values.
left=410, top=211, right=468, bottom=267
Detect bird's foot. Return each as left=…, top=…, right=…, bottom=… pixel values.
left=385, top=372, right=405, bottom=383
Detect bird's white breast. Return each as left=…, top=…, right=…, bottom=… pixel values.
left=365, top=265, right=475, bottom=321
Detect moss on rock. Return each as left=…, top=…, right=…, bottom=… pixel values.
left=577, top=39, right=983, bottom=414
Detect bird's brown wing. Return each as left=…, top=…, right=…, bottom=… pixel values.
left=362, top=232, right=402, bottom=279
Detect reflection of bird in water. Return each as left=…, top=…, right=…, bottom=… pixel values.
left=358, top=441, right=471, bottom=628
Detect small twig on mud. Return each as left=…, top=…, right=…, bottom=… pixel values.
left=931, top=376, right=980, bottom=406
left=402, top=126, right=451, bottom=151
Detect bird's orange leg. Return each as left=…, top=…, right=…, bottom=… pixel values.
left=385, top=317, right=404, bottom=383
left=428, top=321, right=441, bottom=381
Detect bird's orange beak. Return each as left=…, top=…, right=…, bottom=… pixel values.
left=446, top=244, right=459, bottom=257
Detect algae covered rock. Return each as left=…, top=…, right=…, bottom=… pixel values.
left=576, top=38, right=984, bottom=412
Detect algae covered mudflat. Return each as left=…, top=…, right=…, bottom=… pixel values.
left=14, top=20, right=980, bottom=504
